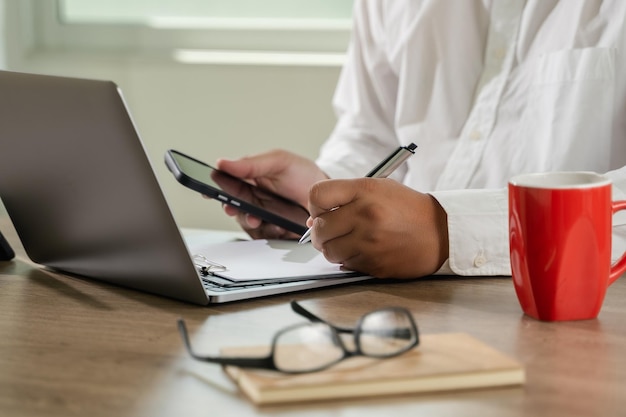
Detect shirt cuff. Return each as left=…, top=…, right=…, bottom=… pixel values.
left=430, top=188, right=512, bottom=276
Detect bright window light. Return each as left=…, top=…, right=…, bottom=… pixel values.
left=29, top=0, right=354, bottom=66
left=59, top=0, right=354, bottom=27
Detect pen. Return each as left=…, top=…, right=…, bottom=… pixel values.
left=298, top=142, right=417, bottom=244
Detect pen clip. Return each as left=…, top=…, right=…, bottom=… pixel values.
left=365, top=143, right=417, bottom=178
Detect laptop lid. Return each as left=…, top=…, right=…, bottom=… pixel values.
left=0, top=70, right=210, bottom=305
left=0, top=70, right=371, bottom=305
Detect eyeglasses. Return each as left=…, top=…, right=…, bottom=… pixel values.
left=177, top=300, right=419, bottom=374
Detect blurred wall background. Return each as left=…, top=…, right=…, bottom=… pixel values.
left=0, top=0, right=5, bottom=217
left=0, top=1, right=350, bottom=230
left=0, top=0, right=5, bottom=69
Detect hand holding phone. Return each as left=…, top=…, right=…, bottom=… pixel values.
left=165, top=150, right=310, bottom=236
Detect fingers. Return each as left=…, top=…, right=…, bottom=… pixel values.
left=212, top=150, right=328, bottom=240
left=222, top=204, right=263, bottom=232
left=306, top=178, right=450, bottom=278
left=222, top=204, right=239, bottom=217
left=216, top=150, right=325, bottom=209
left=308, top=178, right=379, bottom=256
left=216, top=150, right=291, bottom=181
left=223, top=205, right=263, bottom=228
left=308, top=178, right=366, bottom=218
left=222, top=203, right=298, bottom=240
left=309, top=215, right=356, bottom=262
left=248, top=222, right=294, bottom=240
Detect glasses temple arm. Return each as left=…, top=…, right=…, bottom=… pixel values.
left=290, top=300, right=354, bottom=334
left=177, top=319, right=276, bottom=370
left=290, top=302, right=418, bottom=342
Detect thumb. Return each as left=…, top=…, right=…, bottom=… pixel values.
left=216, top=151, right=289, bottom=181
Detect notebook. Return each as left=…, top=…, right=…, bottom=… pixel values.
left=223, top=332, right=525, bottom=405
left=0, top=70, right=370, bottom=304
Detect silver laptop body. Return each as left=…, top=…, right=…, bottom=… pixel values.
left=0, top=70, right=367, bottom=304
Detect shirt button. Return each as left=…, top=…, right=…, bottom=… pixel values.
left=469, top=130, right=482, bottom=141
left=474, top=255, right=487, bottom=268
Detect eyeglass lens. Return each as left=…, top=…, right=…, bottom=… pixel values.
left=273, top=323, right=344, bottom=373
left=272, top=309, right=417, bottom=373
left=358, top=309, right=417, bottom=356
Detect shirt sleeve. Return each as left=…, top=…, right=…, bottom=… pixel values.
left=429, top=188, right=512, bottom=276
left=430, top=166, right=626, bottom=277
left=316, top=0, right=405, bottom=180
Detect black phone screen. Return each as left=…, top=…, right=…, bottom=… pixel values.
left=165, top=150, right=309, bottom=235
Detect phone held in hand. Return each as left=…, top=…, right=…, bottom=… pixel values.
left=164, top=150, right=309, bottom=235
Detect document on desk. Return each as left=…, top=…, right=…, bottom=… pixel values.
left=188, top=239, right=366, bottom=287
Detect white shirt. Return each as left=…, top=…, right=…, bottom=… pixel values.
left=316, top=0, right=626, bottom=276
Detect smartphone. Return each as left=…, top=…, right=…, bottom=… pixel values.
left=0, top=230, right=15, bottom=261
left=165, top=149, right=309, bottom=235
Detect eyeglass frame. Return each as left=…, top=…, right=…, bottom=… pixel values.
left=177, top=300, right=420, bottom=374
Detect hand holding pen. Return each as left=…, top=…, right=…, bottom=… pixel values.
left=299, top=143, right=417, bottom=244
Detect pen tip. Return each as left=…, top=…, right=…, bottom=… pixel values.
left=298, top=229, right=312, bottom=244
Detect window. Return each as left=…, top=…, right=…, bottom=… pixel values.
left=60, top=0, right=353, bottom=27
left=32, top=0, right=353, bottom=66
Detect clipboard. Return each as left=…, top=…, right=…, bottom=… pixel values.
left=188, top=239, right=367, bottom=287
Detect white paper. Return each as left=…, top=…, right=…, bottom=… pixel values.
left=188, top=239, right=359, bottom=282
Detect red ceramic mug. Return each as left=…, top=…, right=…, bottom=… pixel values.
left=508, top=172, right=626, bottom=321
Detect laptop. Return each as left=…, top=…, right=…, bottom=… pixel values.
left=0, top=70, right=369, bottom=305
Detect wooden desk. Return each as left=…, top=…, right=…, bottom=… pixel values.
left=1, top=217, right=625, bottom=417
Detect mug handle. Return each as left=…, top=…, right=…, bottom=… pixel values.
left=609, top=200, right=626, bottom=285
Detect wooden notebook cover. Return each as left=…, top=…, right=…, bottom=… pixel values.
left=222, top=332, right=525, bottom=405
